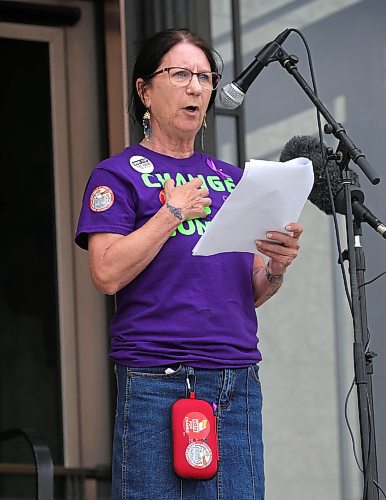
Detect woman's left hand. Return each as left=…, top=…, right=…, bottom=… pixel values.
left=255, top=222, right=303, bottom=275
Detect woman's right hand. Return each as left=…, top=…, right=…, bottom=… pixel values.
left=88, top=178, right=211, bottom=294
left=88, top=178, right=212, bottom=295
left=164, top=178, right=211, bottom=221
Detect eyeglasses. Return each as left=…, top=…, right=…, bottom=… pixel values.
left=148, top=67, right=221, bottom=91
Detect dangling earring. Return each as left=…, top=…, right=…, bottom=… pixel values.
left=201, top=115, right=207, bottom=150
left=143, top=109, right=151, bottom=140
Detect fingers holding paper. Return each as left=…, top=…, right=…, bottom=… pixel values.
left=255, top=222, right=303, bottom=275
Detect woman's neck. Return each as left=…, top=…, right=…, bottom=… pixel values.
left=139, top=132, right=195, bottom=159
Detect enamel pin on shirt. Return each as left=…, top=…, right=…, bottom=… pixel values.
left=89, top=186, right=114, bottom=212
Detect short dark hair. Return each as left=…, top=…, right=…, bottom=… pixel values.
left=130, top=27, right=222, bottom=124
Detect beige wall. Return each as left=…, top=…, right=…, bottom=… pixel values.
left=210, top=1, right=368, bottom=498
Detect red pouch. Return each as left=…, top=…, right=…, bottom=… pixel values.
left=171, top=394, right=219, bottom=479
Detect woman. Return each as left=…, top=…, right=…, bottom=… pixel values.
left=75, top=27, right=303, bottom=500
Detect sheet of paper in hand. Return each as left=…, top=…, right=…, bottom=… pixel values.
left=192, top=157, right=314, bottom=256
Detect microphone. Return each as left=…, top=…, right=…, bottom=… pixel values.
left=279, top=135, right=358, bottom=215
left=219, top=29, right=291, bottom=109
left=280, top=135, right=386, bottom=238
left=351, top=198, right=386, bottom=238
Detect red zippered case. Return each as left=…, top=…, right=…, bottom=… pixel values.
left=171, top=396, right=219, bottom=480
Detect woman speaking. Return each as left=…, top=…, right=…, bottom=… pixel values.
left=75, top=27, right=303, bottom=500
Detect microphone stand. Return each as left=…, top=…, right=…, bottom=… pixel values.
left=273, top=47, right=381, bottom=499
left=335, top=159, right=379, bottom=500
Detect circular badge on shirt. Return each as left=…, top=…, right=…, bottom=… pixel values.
left=89, top=186, right=114, bottom=212
left=185, top=442, right=212, bottom=469
left=184, top=412, right=210, bottom=440
left=129, top=155, right=154, bottom=173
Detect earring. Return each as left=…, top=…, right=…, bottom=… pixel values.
left=143, top=109, right=151, bottom=140
left=201, top=115, right=207, bottom=150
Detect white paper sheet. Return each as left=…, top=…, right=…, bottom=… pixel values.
left=192, top=157, right=314, bottom=256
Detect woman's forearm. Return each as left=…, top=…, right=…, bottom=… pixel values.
left=252, top=262, right=284, bottom=308
left=89, top=204, right=180, bottom=295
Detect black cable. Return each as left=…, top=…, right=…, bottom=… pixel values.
left=359, top=271, right=386, bottom=288
left=344, top=378, right=364, bottom=472
left=290, top=29, right=386, bottom=499
left=342, top=326, right=386, bottom=498
left=344, top=333, right=371, bottom=476
left=364, top=391, right=375, bottom=498
left=291, top=28, right=353, bottom=317
left=374, top=479, right=386, bottom=499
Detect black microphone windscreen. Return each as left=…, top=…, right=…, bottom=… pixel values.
left=280, top=135, right=360, bottom=215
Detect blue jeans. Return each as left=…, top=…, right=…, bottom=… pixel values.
left=112, top=364, right=264, bottom=500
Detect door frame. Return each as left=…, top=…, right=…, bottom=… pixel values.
left=1, top=1, right=111, bottom=469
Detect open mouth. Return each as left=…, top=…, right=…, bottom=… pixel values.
left=184, top=106, right=199, bottom=113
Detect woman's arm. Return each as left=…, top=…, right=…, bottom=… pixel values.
left=88, top=177, right=210, bottom=295
left=252, top=222, right=303, bottom=308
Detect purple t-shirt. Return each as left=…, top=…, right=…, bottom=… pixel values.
left=75, top=144, right=262, bottom=368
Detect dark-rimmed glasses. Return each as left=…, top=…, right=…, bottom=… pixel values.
left=148, top=67, right=221, bottom=91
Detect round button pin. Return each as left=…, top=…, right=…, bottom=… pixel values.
left=129, top=155, right=154, bottom=173
left=89, top=186, right=114, bottom=212
left=185, top=442, right=212, bottom=469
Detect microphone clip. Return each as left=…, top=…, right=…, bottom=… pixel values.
left=326, top=147, right=341, bottom=162
left=326, top=141, right=351, bottom=171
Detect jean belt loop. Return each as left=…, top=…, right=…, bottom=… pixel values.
left=186, top=366, right=196, bottom=396
left=187, top=366, right=195, bottom=377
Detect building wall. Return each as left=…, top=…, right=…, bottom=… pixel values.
left=211, top=0, right=386, bottom=498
